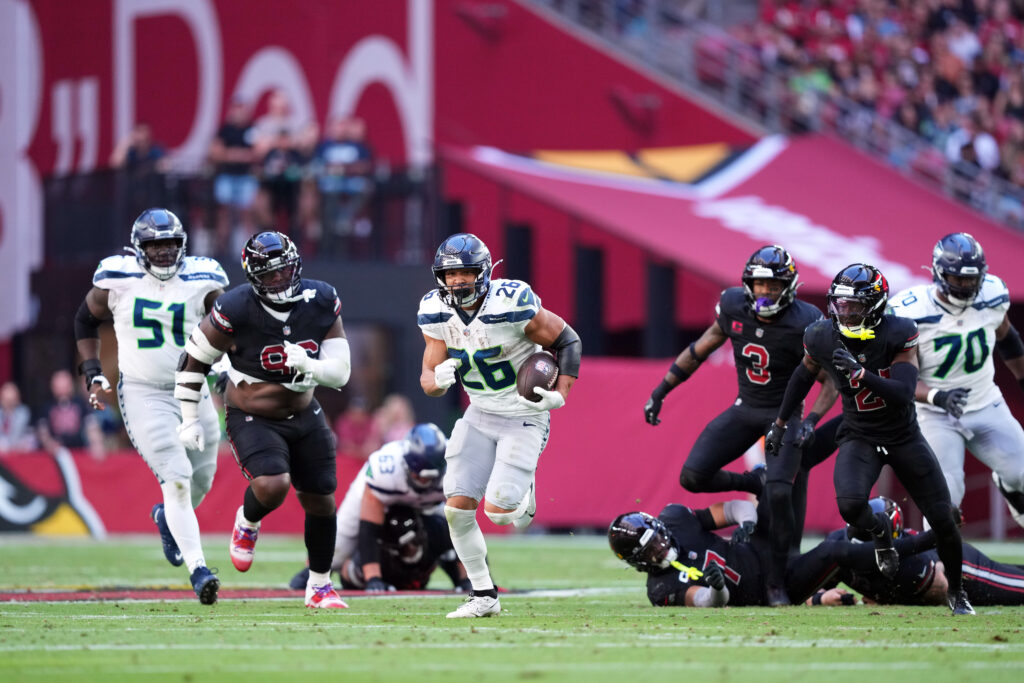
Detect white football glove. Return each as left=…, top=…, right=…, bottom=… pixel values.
left=516, top=386, right=566, bottom=412
left=283, top=341, right=312, bottom=374
left=433, top=358, right=459, bottom=390
left=176, top=418, right=205, bottom=451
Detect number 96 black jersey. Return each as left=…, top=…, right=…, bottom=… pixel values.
left=209, top=279, right=342, bottom=384
left=715, top=287, right=823, bottom=409
left=802, top=315, right=920, bottom=445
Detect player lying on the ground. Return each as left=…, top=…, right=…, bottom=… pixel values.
left=288, top=423, right=469, bottom=592
left=608, top=500, right=935, bottom=607
left=809, top=496, right=1024, bottom=607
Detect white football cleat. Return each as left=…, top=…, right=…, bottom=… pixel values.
left=446, top=593, right=500, bottom=618
left=306, top=582, right=349, bottom=609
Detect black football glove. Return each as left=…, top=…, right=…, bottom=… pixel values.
left=643, top=395, right=663, bottom=426
left=213, top=371, right=229, bottom=396
left=730, top=520, right=756, bottom=545
left=765, top=422, right=786, bottom=457
left=793, top=418, right=816, bottom=448
left=366, top=577, right=396, bottom=593
left=932, top=387, right=971, bottom=419
left=832, top=348, right=865, bottom=381
left=704, top=562, right=726, bottom=591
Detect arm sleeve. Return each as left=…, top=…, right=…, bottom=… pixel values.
left=777, top=360, right=816, bottom=421
left=357, top=519, right=383, bottom=567
left=857, top=361, right=917, bottom=406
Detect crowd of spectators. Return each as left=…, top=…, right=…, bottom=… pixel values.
left=729, top=0, right=1024, bottom=217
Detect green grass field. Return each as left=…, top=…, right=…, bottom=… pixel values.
left=2, top=533, right=1024, bottom=682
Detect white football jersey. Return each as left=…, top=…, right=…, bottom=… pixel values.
left=336, top=440, right=446, bottom=528
left=418, top=278, right=542, bottom=416
left=93, top=255, right=228, bottom=384
left=889, top=275, right=1010, bottom=413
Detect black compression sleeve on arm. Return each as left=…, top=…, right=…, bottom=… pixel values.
left=357, top=520, right=383, bottom=567
left=777, top=361, right=816, bottom=422
left=551, top=324, right=582, bottom=377
left=74, top=300, right=103, bottom=340
left=858, top=361, right=917, bottom=406
left=694, top=507, right=716, bottom=531
left=997, top=325, right=1024, bottom=360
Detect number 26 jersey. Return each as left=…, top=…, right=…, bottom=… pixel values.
left=418, top=278, right=541, bottom=416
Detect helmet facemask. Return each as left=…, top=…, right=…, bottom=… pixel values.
left=931, top=233, right=987, bottom=308
left=130, top=208, right=187, bottom=280
left=608, top=512, right=677, bottom=572
left=431, top=234, right=493, bottom=308
left=827, top=266, right=888, bottom=340
left=242, top=233, right=303, bottom=304
left=741, top=246, right=799, bottom=318
left=434, top=265, right=489, bottom=308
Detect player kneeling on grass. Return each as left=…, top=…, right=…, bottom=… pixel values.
left=609, top=500, right=939, bottom=607
left=288, top=423, right=471, bottom=592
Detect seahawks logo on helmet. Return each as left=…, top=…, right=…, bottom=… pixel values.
left=931, top=232, right=987, bottom=308
left=432, top=233, right=493, bottom=308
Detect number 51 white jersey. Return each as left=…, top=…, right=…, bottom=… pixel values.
left=889, top=275, right=1010, bottom=414
left=93, top=255, right=228, bottom=385
left=418, top=278, right=542, bottom=416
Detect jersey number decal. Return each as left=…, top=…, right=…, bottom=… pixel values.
left=703, top=551, right=741, bottom=585
left=741, top=343, right=770, bottom=384
left=933, top=330, right=989, bottom=378
left=850, top=367, right=890, bottom=412
left=134, top=298, right=186, bottom=349
left=260, top=340, right=319, bottom=374
left=448, top=346, right=516, bottom=391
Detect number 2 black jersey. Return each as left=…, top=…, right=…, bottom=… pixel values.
left=714, top=287, right=823, bottom=409
left=645, top=504, right=766, bottom=607
left=802, top=315, right=919, bottom=445
left=209, top=279, right=341, bottom=384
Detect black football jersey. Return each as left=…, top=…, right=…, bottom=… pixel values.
left=803, top=315, right=919, bottom=445
left=209, top=279, right=342, bottom=383
left=714, top=287, right=823, bottom=409
left=645, top=503, right=766, bottom=607
left=825, top=529, right=937, bottom=604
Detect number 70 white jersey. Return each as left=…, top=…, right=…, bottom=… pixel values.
left=418, top=278, right=542, bottom=416
left=93, top=255, right=229, bottom=384
left=889, top=275, right=1010, bottom=414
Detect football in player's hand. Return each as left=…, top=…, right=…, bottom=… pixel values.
left=516, top=351, right=559, bottom=402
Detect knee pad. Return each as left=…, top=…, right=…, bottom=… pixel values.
left=835, top=496, right=869, bottom=525
left=486, top=481, right=527, bottom=512
left=679, top=467, right=706, bottom=492
left=160, top=479, right=192, bottom=507
left=484, top=509, right=518, bottom=526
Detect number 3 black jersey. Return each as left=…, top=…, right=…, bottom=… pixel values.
left=802, top=315, right=919, bottom=445
left=715, top=287, right=823, bottom=409
left=645, top=504, right=766, bottom=607
left=209, top=279, right=342, bottom=383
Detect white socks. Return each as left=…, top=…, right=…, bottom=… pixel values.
left=308, top=570, right=331, bottom=588
left=161, top=480, right=206, bottom=572
left=444, top=506, right=493, bottom=591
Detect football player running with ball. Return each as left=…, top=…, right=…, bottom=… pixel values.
left=75, top=208, right=227, bottom=604
left=889, top=233, right=1024, bottom=528
left=176, top=231, right=351, bottom=609
left=643, top=245, right=837, bottom=606
left=418, top=233, right=581, bottom=618
left=765, top=264, right=973, bottom=615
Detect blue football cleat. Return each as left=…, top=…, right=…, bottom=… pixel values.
left=151, top=503, right=183, bottom=567
left=190, top=566, right=220, bottom=605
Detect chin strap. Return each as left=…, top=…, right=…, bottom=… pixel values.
left=840, top=326, right=876, bottom=340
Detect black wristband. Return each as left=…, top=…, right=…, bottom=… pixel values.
left=811, top=592, right=823, bottom=606
left=805, top=411, right=821, bottom=426
left=668, top=363, right=690, bottom=382
left=79, top=359, right=103, bottom=386
left=840, top=593, right=856, bottom=606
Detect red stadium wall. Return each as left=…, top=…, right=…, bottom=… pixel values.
left=0, top=356, right=846, bottom=536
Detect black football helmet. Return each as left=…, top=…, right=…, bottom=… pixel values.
left=608, top=511, right=676, bottom=572
left=741, top=245, right=800, bottom=318
left=381, top=505, right=427, bottom=565
left=827, top=264, right=889, bottom=340
left=241, top=231, right=302, bottom=304
left=432, top=233, right=493, bottom=307
left=932, top=232, right=987, bottom=307
left=404, top=423, right=447, bottom=493
left=847, top=496, right=904, bottom=542
left=131, top=208, right=187, bottom=280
